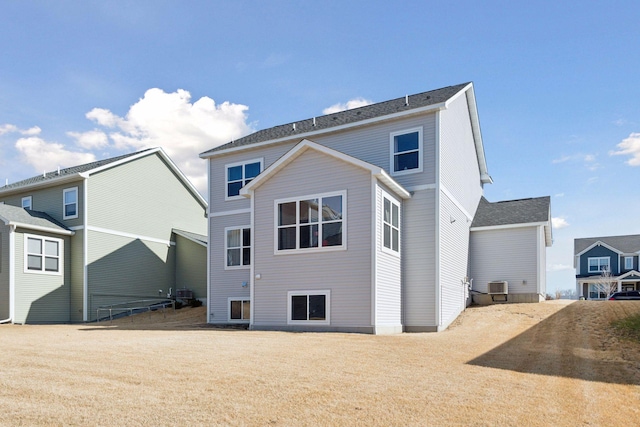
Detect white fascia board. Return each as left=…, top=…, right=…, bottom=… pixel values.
left=200, top=102, right=448, bottom=159
left=172, top=229, right=207, bottom=247
left=470, top=221, right=549, bottom=232
left=459, top=84, right=492, bottom=185
left=7, top=221, right=75, bottom=236
left=0, top=173, right=84, bottom=197
left=575, top=240, right=623, bottom=257
left=617, top=270, right=640, bottom=280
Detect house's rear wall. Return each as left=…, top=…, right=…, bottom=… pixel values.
left=175, top=235, right=207, bottom=301
left=0, top=224, right=10, bottom=320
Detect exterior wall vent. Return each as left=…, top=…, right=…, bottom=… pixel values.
left=488, top=281, right=508, bottom=295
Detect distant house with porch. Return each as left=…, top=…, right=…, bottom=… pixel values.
left=574, top=234, right=640, bottom=299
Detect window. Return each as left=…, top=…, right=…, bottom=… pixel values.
left=390, top=127, right=423, bottom=175
left=225, top=227, right=250, bottom=269
left=226, top=159, right=262, bottom=199
left=25, top=234, right=62, bottom=275
left=229, top=299, right=250, bottom=322
left=625, top=256, right=634, bottom=270
left=588, top=257, right=610, bottom=273
left=276, top=192, right=345, bottom=252
left=22, top=196, right=32, bottom=210
left=63, top=187, right=78, bottom=219
left=287, top=291, right=330, bottom=325
left=382, top=196, right=400, bottom=253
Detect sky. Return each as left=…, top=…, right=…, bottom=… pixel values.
left=1, top=1, right=639, bottom=295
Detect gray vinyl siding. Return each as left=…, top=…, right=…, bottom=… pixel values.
left=470, top=227, right=539, bottom=295
left=208, top=212, right=251, bottom=323
left=0, top=225, right=9, bottom=319
left=86, top=230, right=175, bottom=321
left=252, top=149, right=373, bottom=329
left=402, top=188, right=437, bottom=327
left=438, top=192, right=470, bottom=329
left=69, top=231, right=84, bottom=323
left=0, top=181, right=85, bottom=228
left=208, top=113, right=438, bottom=214
left=375, top=184, right=402, bottom=328
left=174, top=234, right=207, bottom=301
left=13, top=230, right=70, bottom=324
left=439, top=93, right=483, bottom=216
left=88, top=152, right=206, bottom=239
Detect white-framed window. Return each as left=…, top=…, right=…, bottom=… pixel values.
left=22, top=196, right=32, bottom=210
left=24, top=234, right=62, bottom=275
left=625, top=256, right=634, bottom=270
left=63, top=187, right=78, bottom=220
left=225, top=226, right=251, bottom=269
left=287, top=290, right=330, bottom=325
left=275, top=191, right=345, bottom=253
left=390, top=127, right=423, bottom=176
left=228, top=298, right=250, bottom=322
left=225, top=158, right=263, bottom=199
left=382, top=195, right=400, bottom=254
left=588, top=256, right=610, bottom=273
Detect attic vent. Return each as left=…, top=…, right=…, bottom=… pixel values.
left=488, top=281, right=508, bottom=295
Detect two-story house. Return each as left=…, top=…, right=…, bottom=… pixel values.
left=0, top=148, right=207, bottom=324
left=575, top=235, right=640, bottom=299
left=200, top=82, right=552, bottom=334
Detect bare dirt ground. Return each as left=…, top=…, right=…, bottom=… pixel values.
left=1, top=300, right=639, bottom=426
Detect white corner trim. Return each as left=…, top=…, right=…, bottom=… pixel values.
left=9, top=226, right=15, bottom=322
left=86, top=226, right=173, bottom=246
left=405, top=183, right=437, bottom=192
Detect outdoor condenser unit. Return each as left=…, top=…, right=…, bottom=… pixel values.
left=488, top=281, right=508, bottom=295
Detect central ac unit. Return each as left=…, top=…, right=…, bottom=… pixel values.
left=488, top=281, right=508, bottom=295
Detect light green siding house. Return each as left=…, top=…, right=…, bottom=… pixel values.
left=0, top=148, right=207, bottom=324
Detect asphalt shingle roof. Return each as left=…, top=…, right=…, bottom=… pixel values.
left=201, top=82, right=471, bottom=156
left=0, top=149, right=153, bottom=192
left=0, top=204, right=70, bottom=233
left=574, top=234, right=640, bottom=255
left=472, top=196, right=551, bottom=228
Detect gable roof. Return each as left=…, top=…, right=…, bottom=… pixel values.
left=0, top=148, right=207, bottom=208
left=471, top=196, right=552, bottom=245
left=240, top=139, right=411, bottom=200
left=0, top=204, right=74, bottom=236
left=574, top=234, right=640, bottom=256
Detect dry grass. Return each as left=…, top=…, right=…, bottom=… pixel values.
left=1, top=301, right=640, bottom=426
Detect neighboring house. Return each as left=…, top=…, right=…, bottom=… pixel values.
left=0, top=148, right=207, bottom=324
left=470, top=197, right=552, bottom=303
left=200, top=82, right=552, bottom=334
left=574, top=235, right=640, bottom=299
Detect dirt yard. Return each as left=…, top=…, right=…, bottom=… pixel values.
left=1, top=300, right=639, bottom=426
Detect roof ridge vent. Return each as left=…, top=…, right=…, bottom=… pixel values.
left=292, top=123, right=296, bottom=131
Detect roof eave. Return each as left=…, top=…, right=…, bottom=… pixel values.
left=8, top=221, right=75, bottom=236
left=0, top=173, right=85, bottom=197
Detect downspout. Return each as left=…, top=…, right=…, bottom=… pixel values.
left=0, top=224, right=16, bottom=323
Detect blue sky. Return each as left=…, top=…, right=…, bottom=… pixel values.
left=1, top=1, right=639, bottom=294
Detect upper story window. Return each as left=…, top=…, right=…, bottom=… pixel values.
left=226, top=159, right=263, bottom=199
left=382, top=196, right=400, bottom=253
left=390, top=127, right=423, bottom=176
left=22, top=196, right=32, bottom=210
left=25, top=234, right=62, bottom=275
left=588, top=256, right=610, bottom=273
left=225, top=226, right=251, bottom=269
left=276, top=191, right=345, bottom=252
left=625, top=256, right=634, bottom=270
left=63, top=187, right=78, bottom=220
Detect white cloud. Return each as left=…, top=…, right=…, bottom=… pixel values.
left=551, top=217, right=569, bottom=229
left=15, top=137, right=96, bottom=172
left=547, top=263, right=573, bottom=272
left=67, top=129, right=109, bottom=149
left=322, top=98, right=373, bottom=115
left=610, top=132, right=640, bottom=166
left=554, top=193, right=565, bottom=198
left=552, top=153, right=599, bottom=171
left=0, top=124, right=41, bottom=136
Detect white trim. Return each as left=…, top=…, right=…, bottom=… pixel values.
left=23, top=233, right=63, bottom=276
left=86, top=225, right=172, bottom=246
left=439, top=185, right=473, bottom=221
left=82, top=179, right=88, bottom=322
left=21, top=196, right=32, bottom=210
left=587, top=256, right=610, bottom=273
left=575, top=240, right=623, bottom=257
left=390, top=126, right=424, bottom=176
left=63, top=187, right=79, bottom=220
left=405, top=183, right=437, bottom=192
left=625, top=256, right=634, bottom=270
left=380, top=190, right=401, bottom=256
left=206, top=158, right=211, bottom=323
left=227, top=297, right=251, bottom=323
left=273, top=190, right=347, bottom=255
left=224, top=158, right=264, bottom=201
left=224, top=226, right=251, bottom=270
left=249, top=192, right=255, bottom=327
left=470, top=221, right=550, bottom=232
left=5, top=221, right=74, bottom=236
left=209, top=208, right=252, bottom=218
left=434, top=109, right=441, bottom=328
left=371, top=177, right=377, bottom=328
left=9, top=225, right=15, bottom=321
left=287, top=290, right=331, bottom=325
left=200, top=102, right=448, bottom=159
